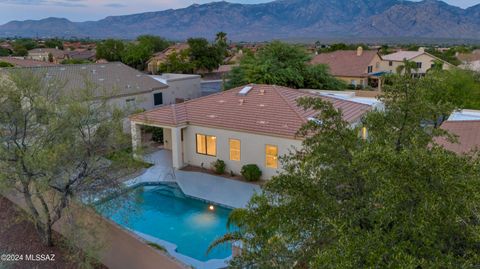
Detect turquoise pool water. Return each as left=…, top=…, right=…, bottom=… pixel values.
left=96, top=183, right=233, bottom=261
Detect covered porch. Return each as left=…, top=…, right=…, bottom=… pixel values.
left=131, top=121, right=186, bottom=170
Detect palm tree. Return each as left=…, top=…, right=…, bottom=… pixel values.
left=396, top=59, right=418, bottom=77
left=215, top=31, right=228, bottom=43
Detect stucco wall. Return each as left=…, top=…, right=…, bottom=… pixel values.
left=162, top=78, right=202, bottom=105
left=380, top=54, right=451, bottom=74
left=182, top=125, right=303, bottom=180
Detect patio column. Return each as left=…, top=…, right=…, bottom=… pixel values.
left=171, top=127, right=184, bottom=169
left=131, top=122, right=142, bottom=159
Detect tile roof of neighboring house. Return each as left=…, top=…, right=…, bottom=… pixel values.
left=28, top=48, right=67, bottom=58
left=382, top=51, right=425, bottom=61
left=457, top=50, right=480, bottom=63
left=131, top=84, right=371, bottom=139
left=435, top=121, right=480, bottom=154
left=5, top=62, right=167, bottom=98
left=310, top=50, right=380, bottom=77
left=0, top=57, right=59, bottom=67
left=66, top=50, right=96, bottom=60
left=147, top=44, right=189, bottom=63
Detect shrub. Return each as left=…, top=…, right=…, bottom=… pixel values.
left=212, top=159, right=226, bottom=175
left=241, top=164, right=262, bottom=182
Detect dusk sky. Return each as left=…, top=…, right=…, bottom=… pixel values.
left=0, top=0, right=478, bottom=24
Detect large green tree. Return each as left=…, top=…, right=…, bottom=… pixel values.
left=187, top=37, right=224, bottom=73
left=0, top=71, right=133, bottom=248
left=136, top=35, right=170, bottom=53
left=210, top=73, right=480, bottom=268
left=96, top=39, right=125, bottom=61
left=225, top=41, right=345, bottom=90
left=121, top=43, right=153, bottom=70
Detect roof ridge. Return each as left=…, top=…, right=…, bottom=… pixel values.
left=445, top=120, right=480, bottom=124
left=274, top=85, right=309, bottom=123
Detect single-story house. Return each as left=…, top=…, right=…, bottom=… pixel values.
left=458, top=49, right=480, bottom=72
left=310, top=47, right=384, bottom=90
left=66, top=49, right=96, bottom=62
left=0, top=56, right=59, bottom=67
left=5, top=62, right=169, bottom=112
left=146, top=44, right=189, bottom=74
left=27, top=48, right=68, bottom=64
left=150, top=73, right=202, bottom=104
left=130, top=84, right=372, bottom=179
left=435, top=110, right=480, bottom=154
left=381, top=48, right=454, bottom=75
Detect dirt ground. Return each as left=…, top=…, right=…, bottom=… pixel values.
left=0, top=196, right=108, bottom=269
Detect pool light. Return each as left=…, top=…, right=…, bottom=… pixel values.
left=209, top=205, right=215, bottom=211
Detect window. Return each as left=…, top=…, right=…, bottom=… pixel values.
left=367, top=65, right=373, bottom=73
left=229, top=139, right=241, bottom=161
left=351, top=80, right=357, bottom=86
left=416, top=62, right=422, bottom=69
left=389, top=61, right=393, bottom=66
left=265, top=145, right=278, bottom=169
left=154, top=92, right=163, bottom=106
left=196, top=134, right=216, bottom=156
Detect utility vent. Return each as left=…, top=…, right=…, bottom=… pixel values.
left=207, top=114, right=217, bottom=118
left=98, top=78, right=105, bottom=81
left=136, top=74, right=141, bottom=77
left=239, top=99, right=245, bottom=105
left=258, top=104, right=266, bottom=107
left=218, top=100, right=226, bottom=104
left=91, top=69, right=96, bottom=74
left=60, top=67, right=66, bottom=71
left=259, top=89, right=265, bottom=95
left=100, top=65, right=106, bottom=68
left=238, top=86, right=253, bottom=96
left=257, top=120, right=268, bottom=125
left=81, top=67, right=86, bottom=70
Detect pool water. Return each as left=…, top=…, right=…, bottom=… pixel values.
left=96, top=183, right=233, bottom=261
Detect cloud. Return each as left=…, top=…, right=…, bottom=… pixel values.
left=104, top=3, right=126, bottom=8
left=0, top=0, right=86, bottom=7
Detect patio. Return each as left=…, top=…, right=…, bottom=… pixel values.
left=125, top=150, right=261, bottom=208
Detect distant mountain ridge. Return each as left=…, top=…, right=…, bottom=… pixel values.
left=0, top=0, right=479, bottom=41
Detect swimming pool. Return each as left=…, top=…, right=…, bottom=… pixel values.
left=95, top=183, right=233, bottom=265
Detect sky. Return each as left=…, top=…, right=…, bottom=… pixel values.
left=0, top=0, right=478, bottom=24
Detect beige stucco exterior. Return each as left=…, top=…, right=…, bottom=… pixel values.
left=380, top=53, right=452, bottom=75
left=131, top=122, right=303, bottom=180
left=335, top=53, right=383, bottom=89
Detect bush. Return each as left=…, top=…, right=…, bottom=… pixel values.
left=241, top=164, right=262, bottom=182
left=212, top=159, right=226, bottom=175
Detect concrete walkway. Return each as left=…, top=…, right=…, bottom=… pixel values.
left=127, top=150, right=261, bottom=208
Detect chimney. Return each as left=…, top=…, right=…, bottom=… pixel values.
left=357, top=46, right=363, bottom=56
left=418, top=47, right=425, bottom=53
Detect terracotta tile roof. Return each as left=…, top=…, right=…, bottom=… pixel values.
left=310, top=50, right=379, bottom=77
left=148, top=43, right=189, bottom=63
left=436, top=120, right=480, bottom=154
left=457, top=50, right=480, bottom=63
left=0, top=57, right=59, bottom=67
left=131, top=84, right=371, bottom=139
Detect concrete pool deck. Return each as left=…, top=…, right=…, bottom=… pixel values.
left=126, top=150, right=261, bottom=209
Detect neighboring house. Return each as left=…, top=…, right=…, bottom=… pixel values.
left=435, top=110, right=480, bottom=154
left=130, top=84, right=371, bottom=179
left=66, top=49, right=96, bottom=62
left=27, top=48, right=68, bottom=64
left=150, top=73, right=202, bottom=105
left=5, top=62, right=168, bottom=112
left=381, top=48, right=453, bottom=75
left=203, top=64, right=236, bottom=81
left=146, top=43, right=189, bottom=74
left=0, top=57, right=59, bottom=67
left=310, top=47, right=384, bottom=90
left=458, top=49, right=480, bottom=72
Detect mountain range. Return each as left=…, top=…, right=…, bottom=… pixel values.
left=0, top=0, right=479, bottom=41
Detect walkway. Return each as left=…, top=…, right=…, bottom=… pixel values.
left=127, top=150, right=261, bottom=208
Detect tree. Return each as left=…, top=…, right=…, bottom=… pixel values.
left=45, top=39, right=64, bottom=50
left=0, top=47, right=10, bottom=56
left=215, top=32, right=229, bottom=58
left=12, top=44, right=28, bottom=57
left=395, top=59, right=418, bottom=75
left=136, top=35, right=170, bottom=53
left=121, top=43, right=153, bottom=70
left=187, top=38, right=223, bottom=73
left=158, top=50, right=195, bottom=74
left=225, top=41, right=345, bottom=90
left=96, top=39, right=125, bottom=61
left=210, top=74, right=480, bottom=268
left=48, top=52, right=54, bottom=63
left=0, top=70, right=132, bottom=247
left=0, top=61, right=14, bottom=67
